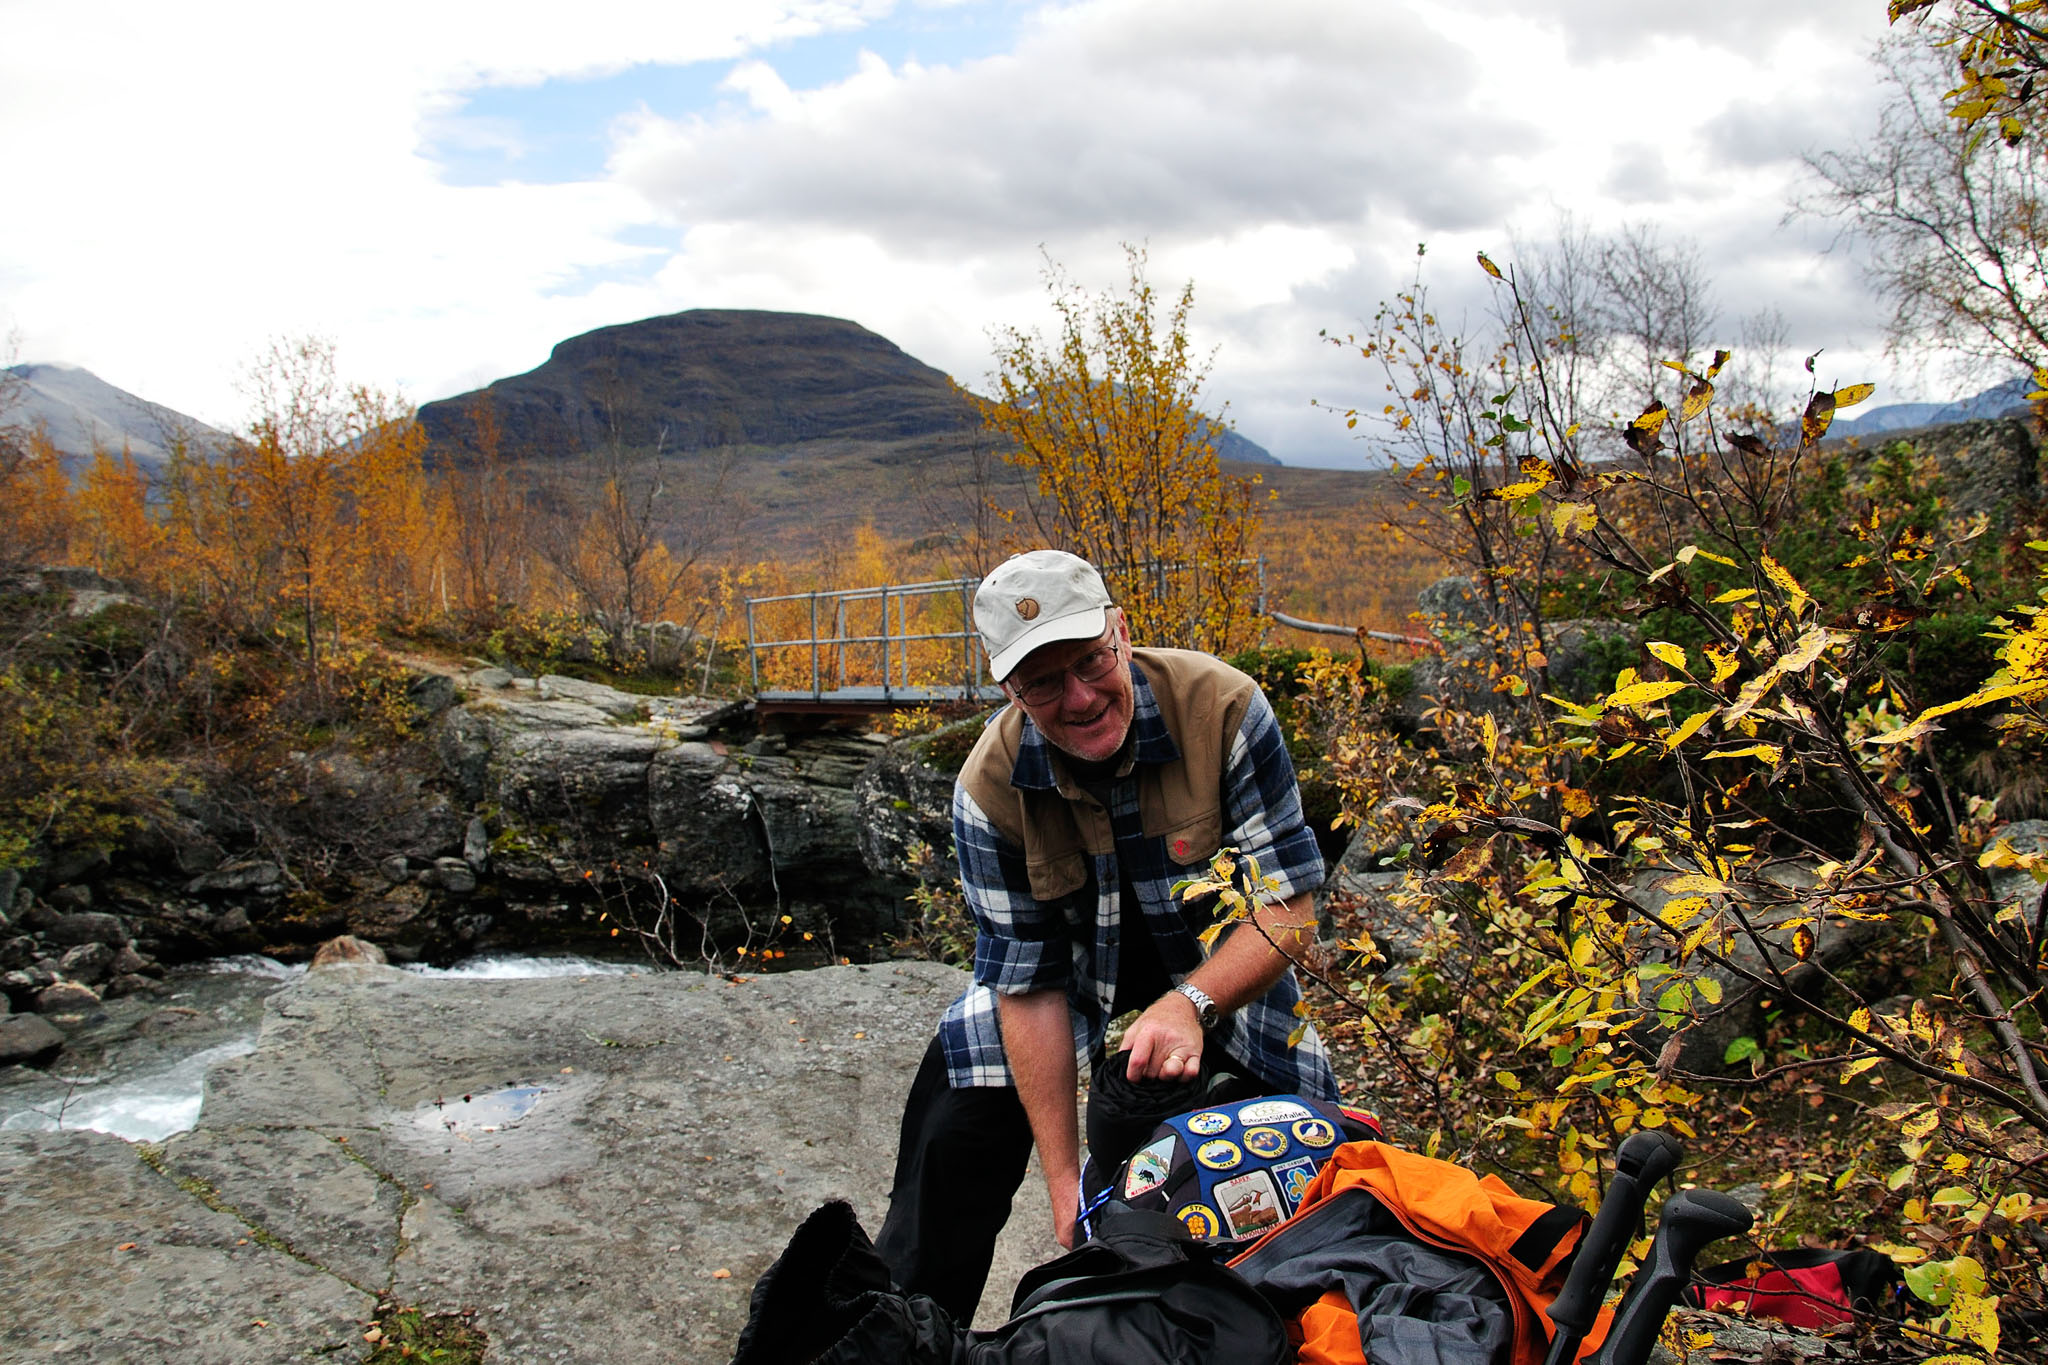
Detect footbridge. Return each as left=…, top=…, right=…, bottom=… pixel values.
left=742, top=568, right=1429, bottom=721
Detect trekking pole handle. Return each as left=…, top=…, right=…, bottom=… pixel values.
left=1589, top=1189, right=1753, bottom=1365
left=1542, top=1130, right=1683, bottom=1365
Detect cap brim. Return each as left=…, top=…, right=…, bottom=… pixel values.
left=988, top=606, right=1109, bottom=682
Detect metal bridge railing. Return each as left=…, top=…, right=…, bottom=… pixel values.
left=744, top=576, right=993, bottom=702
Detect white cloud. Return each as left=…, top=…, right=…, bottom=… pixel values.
left=0, top=0, right=1933, bottom=466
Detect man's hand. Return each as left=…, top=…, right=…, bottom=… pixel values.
left=1051, top=1178, right=1080, bottom=1249
left=1119, top=990, right=1205, bottom=1081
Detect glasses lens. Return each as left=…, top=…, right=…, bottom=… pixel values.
left=1014, top=637, right=1115, bottom=705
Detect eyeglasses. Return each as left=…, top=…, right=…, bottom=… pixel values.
left=1007, top=635, right=1122, bottom=706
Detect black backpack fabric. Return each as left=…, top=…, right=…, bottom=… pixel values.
left=729, top=1201, right=1290, bottom=1365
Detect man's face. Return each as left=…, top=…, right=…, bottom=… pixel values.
left=1005, top=610, right=1134, bottom=764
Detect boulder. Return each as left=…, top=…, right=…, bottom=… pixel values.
left=463, top=815, right=490, bottom=871
left=1985, top=819, right=2048, bottom=921
left=44, top=911, right=128, bottom=947
left=34, top=980, right=102, bottom=1014
left=0, top=961, right=1049, bottom=1361
left=421, top=857, right=478, bottom=895
left=310, top=935, right=389, bottom=968
left=57, top=941, right=115, bottom=986
left=45, top=883, right=91, bottom=912
left=854, top=725, right=971, bottom=880
left=186, top=860, right=284, bottom=895
left=0, top=1013, right=64, bottom=1065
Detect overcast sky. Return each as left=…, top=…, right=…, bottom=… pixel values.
left=1, top=0, right=1937, bottom=467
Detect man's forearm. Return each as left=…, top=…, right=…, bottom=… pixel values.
left=996, top=988, right=1081, bottom=1241
left=1119, top=889, right=1316, bottom=1082
left=1185, top=888, right=1316, bottom=1013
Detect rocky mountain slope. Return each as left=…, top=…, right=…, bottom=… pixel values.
left=415, top=307, right=1276, bottom=466
left=2, top=363, right=227, bottom=469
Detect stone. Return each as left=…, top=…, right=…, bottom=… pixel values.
left=186, top=860, right=284, bottom=895
left=0, top=867, right=16, bottom=925
left=422, top=857, right=478, bottom=895
left=57, top=941, right=115, bottom=985
left=463, top=815, right=490, bottom=871
left=408, top=671, right=459, bottom=717
left=0, top=1013, right=64, bottom=1065
left=310, top=935, right=389, bottom=968
left=465, top=665, right=516, bottom=690
left=1985, top=819, right=2048, bottom=920
left=537, top=673, right=647, bottom=719
left=0, top=936, right=36, bottom=970
left=45, top=911, right=128, bottom=947
left=381, top=853, right=411, bottom=884
left=45, top=883, right=92, bottom=912
left=100, top=973, right=159, bottom=1000
left=34, top=980, right=101, bottom=1014
left=109, top=943, right=156, bottom=976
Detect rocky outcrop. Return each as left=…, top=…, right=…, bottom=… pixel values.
left=0, top=660, right=984, bottom=1057
left=0, top=961, right=1052, bottom=1361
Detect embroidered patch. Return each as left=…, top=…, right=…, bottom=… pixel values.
left=1122, top=1136, right=1176, bottom=1200
left=1184, top=1111, right=1232, bottom=1137
left=1235, top=1100, right=1314, bottom=1126
left=1291, top=1117, right=1337, bottom=1149
left=1176, top=1203, right=1221, bottom=1238
left=1275, top=1155, right=1320, bottom=1210
left=1173, top=837, right=1190, bottom=857
left=1015, top=597, right=1040, bottom=620
left=1216, top=1170, right=1285, bottom=1238
left=1241, top=1126, right=1289, bottom=1160
left=1195, top=1138, right=1243, bottom=1171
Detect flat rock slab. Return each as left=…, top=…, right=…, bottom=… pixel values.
left=0, top=961, right=1053, bottom=1363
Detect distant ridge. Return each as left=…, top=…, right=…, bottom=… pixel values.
left=2, top=363, right=226, bottom=468
left=1831, top=374, right=2031, bottom=436
left=417, top=308, right=1279, bottom=465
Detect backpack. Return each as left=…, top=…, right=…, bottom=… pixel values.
left=1082, top=1092, right=1384, bottom=1243
left=1225, top=1141, right=1612, bottom=1365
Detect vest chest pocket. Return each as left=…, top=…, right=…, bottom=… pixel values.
left=1159, top=811, right=1223, bottom=869
left=1027, top=851, right=1088, bottom=902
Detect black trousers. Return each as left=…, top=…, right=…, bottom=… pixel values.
left=873, top=1034, right=1271, bottom=1324
left=874, top=1037, right=1036, bottom=1324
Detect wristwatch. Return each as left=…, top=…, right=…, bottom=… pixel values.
left=1173, top=982, right=1220, bottom=1030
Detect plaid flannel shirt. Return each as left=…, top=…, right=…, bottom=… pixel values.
left=938, top=657, right=1337, bottom=1099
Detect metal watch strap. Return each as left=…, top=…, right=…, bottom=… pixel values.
left=1173, top=981, right=1219, bottom=1029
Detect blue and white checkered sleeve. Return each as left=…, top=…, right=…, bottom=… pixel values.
left=1222, top=687, right=1326, bottom=902
left=953, top=782, right=1070, bottom=996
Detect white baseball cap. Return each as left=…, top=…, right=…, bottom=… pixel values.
left=974, top=550, right=1112, bottom=682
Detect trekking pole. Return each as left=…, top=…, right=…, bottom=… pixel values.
left=1541, top=1129, right=1683, bottom=1365
left=1587, top=1189, right=1753, bottom=1365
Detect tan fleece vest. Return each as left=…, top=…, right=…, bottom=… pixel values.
left=957, top=647, right=1258, bottom=902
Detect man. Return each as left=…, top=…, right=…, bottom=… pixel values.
left=874, top=549, right=1337, bottom=1323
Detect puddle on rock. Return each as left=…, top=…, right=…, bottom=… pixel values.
left=413, top=1084, right=550, bottom=1136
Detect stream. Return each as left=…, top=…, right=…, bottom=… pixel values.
left=0, top=952, right=643, bottom=1143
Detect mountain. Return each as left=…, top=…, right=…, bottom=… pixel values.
left=2, top=363, right=227, bottom=469
left=1831, top=374, right=2031, bottom=436
left=417, top=310, right=975, bottom=458
left=416, top=308, right=1278, bottom=465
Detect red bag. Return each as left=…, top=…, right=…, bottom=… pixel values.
left=1685, top=1249, right=1902, bottom=1329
